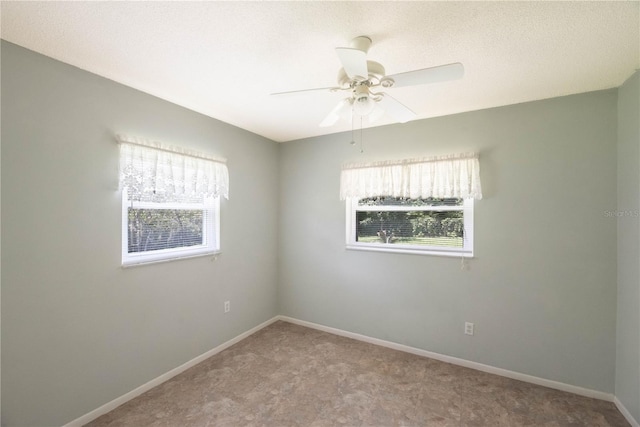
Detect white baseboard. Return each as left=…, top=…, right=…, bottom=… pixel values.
left=615, top=397, right=640, bottom=427
left=278, top=315, right=615, bottom=403
left=62, top=316, right=280, bottom=427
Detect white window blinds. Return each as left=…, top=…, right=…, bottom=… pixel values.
left=340, top=152, right=482, bottom=200
left=117, top=135, right=229, bottom=203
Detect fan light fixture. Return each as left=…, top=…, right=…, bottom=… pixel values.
left=352, top=86, right=376, bottom=116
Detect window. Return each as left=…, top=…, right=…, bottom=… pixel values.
left=122, top=191, right=220, bottom=266
left=340, top=153, right=481, bottom=257
left=346, top=197, right=474, bottom=256
left=118, top=135, right=228, bottom=266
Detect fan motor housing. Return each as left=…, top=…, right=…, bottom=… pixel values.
left=338, top=60, right=386, bottom=87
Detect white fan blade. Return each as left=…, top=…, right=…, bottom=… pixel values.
left=335, top=47, right=368, bottom=80
left=271, top=86, right=340, bottom=96
left=368, top=104, right=385, bottom=124
left=386, top=63, right=464, bottom=88
left=319, top=98, right=352, bottom=127
left=378, top=93, right=416, bottom=123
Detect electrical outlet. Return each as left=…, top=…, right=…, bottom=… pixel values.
left=464, top=322, right=474, bottom=336
left=224, top=301, right=230, bottom=313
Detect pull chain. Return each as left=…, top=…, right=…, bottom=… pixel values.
left=360, top=116, right=364, bottom=153
left=350, top=106, right=356, bottom=146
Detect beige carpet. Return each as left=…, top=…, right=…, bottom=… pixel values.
left=86, top=321, right=629, bottom=426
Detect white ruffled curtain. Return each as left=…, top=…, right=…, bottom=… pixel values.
left=118, top=135, right=229, bottom=203
left=340, top=153, right=482, bottom=200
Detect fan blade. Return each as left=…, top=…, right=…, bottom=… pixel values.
left=368, top=104, right=385, bottom=124
left=319, top=98, right=352, bottom=127
left=378, top=93, right=416, bottom=123
left=386, top=63, right=464, bottom=88
left=271, top=86, right=339, bottom=96
left=335, top=47, right=368, bottom=80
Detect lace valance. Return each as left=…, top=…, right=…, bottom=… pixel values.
left=118, top=135, right=229, bottom=203
left=340, top=152, right=482, bottom=200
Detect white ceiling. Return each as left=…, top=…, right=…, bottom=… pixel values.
left=1, top=1, right=638, bottom=142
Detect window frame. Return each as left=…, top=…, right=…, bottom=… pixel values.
left=121, top=189, right=220, bottom=267
left=345, top=197, right=474, bottom=257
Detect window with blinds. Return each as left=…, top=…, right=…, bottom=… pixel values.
left=122, top=192, right=220, bottom=266
left=118, top=135, right=227, bottom=266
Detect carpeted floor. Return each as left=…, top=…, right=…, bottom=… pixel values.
left=86, top=320, right=629, bottom=426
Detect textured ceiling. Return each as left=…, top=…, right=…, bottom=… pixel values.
left=1, top=1, right=639, bottom=142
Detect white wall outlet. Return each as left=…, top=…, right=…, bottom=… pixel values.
left=224, top=301, right=230, bottom=313
left=464, top=322, right=474, bottom=336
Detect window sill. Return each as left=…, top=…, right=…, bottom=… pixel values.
left=346, top=244, right=473, bottom=258
left=122, top=251, right=221, bottom=268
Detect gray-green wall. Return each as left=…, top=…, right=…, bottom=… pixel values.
left=279, top=90, right=619, bottom=394
left=616, top=70, right=640, bottom=423
left=1, top=41, right=280, bottom=426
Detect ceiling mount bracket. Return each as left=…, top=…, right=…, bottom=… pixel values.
left=350, top=36, right=372, bottom=53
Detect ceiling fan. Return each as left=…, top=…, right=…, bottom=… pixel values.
left=271, top=36, right=464, bottom=128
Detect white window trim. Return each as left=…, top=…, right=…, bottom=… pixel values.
left=345, top=197, right=474, bottom=258
left=121, top=190, right=221, bottom=267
